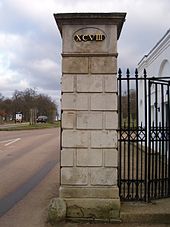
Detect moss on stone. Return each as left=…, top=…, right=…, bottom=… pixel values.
left=48, top=198, right=66, bottom=225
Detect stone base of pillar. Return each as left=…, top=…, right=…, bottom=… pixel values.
left=59, top=186, right=120, bottom=222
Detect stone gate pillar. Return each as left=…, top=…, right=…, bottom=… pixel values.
left=54, top=13, right=126, bottom=222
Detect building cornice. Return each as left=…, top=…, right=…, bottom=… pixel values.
left=54, top=12, right=126, bottom=40
left=138, top=29, right=170, bottom=67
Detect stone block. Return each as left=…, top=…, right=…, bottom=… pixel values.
left=77, top=149, right=102, bottom=166
left=91, top=93, right=117, bottom=110
left=48, top=198, right=66, bottom=224
left=62, top=75, right=74, bottom=92
left=62, top=111, right=75, bottom=129
left=62, top=57, right=89, bottom=74
left=61, top=149, right=74, bottom=166
left=77, top=112, right=102, bottom=129
left=90, top=167, right=117, bottom=186
left=62, top=130, right=90, bottom=148
left=77, top=75, right=103, bottom=92
left=90, top=57, right=117, bottom=74
left=62, top=25, right=117, bottom=54
left=105, top=112, right=118, bottom=129
left=104, top=149, right=118, bottom=167
left=62, top=94, right=89, bottom=110
left=61, top=167, right=88, bottom=185
left=61, top=94, right=76, bottom=110
left=76, top=94, right=89, bottom=110
left=104, top=75, right=117, bottom=92
left=66, top=198, right=120, bottom=219
left=91, top=130, right=117, bottom=148
left=59, top=186, right=119, bottom=198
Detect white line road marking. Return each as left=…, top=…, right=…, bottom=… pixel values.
left=5, top=138, right=21, bottom=146
left=0, top=138, right=21, bottom=147
left=0, top=139, right=13, bottom=144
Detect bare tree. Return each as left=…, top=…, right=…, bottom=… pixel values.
left=0, top=88, right=58, bottom=123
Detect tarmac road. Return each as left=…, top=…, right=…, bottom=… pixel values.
left=0, top=128, right=60, bottom=227
left=0, top=128, right=169, bottom=227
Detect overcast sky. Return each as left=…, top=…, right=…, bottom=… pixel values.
left=0, top=0, right=170, bottom=107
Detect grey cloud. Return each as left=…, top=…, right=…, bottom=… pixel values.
left=0, top=0, right=170, bottom=104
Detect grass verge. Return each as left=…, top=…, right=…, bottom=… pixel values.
left=0, top=121, right=61, bottom=131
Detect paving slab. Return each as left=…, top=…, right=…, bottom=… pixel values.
left=49, top=222, right=170, bottom=227
left=51, top=198, right=170, bottom=226
left=120, top=198, right=170, bottom=224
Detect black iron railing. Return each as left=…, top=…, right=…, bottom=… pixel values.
left=118, top=69, right=170, bottom=201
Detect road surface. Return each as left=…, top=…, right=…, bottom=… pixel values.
left=0, top=128, right=169, bottom=227
left=0, top=128, right=60, bottom=227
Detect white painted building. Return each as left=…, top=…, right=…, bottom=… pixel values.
left=138, top=29, right=170, bottom=128
left=134, top=29, right=170, bottom=199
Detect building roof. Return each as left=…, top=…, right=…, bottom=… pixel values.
left=138, top=29, right=170, bottom=66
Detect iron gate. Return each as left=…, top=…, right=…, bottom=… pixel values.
left=118, top=69, right=170, bottom=202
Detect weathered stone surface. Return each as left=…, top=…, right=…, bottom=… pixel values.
left=62, top=57, right=89, bottom=74
left=77, top=75, right=103, bottom=92
left=77, top=112, right=103, bottom=129
left=62, top=130, right=90, bottom=148
left=66, top=198, right=120, bottom=219
left=62, top=111, right=75, bottom=129
left=59, top=186, right=119, bottom=198
left=90, top=167, right=117, bottom=185
left=90, top=56, right=117, bottom=74
left=48, top=198, right=66, bottom=224
left=76, top=94, right=89, bottom=110
left=61, top=149, right=74, bottom=166
left=77, top=149, right=102, bottom=166
left=62, top=75, right=74, bottom=92
left=104, top=149, right=118, bottom=167
left=62, top=25, right=117, bottom=54
left=90, top=93, right=117, bottom=110
left=61, top=94, right=76, bottom=110
left=62, top=93, right=89, bottom=110
left=91, top=130, right=117, bottom=148
left=105, top=112, right=118, bottom=129
left=61, top=167, right=88, bottom=185
left=54, top=12, right=126, bottom=222
left=104, top=74, right=117, bottom=92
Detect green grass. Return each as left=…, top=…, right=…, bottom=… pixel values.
left=0, top=121, right=61, bottom=131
